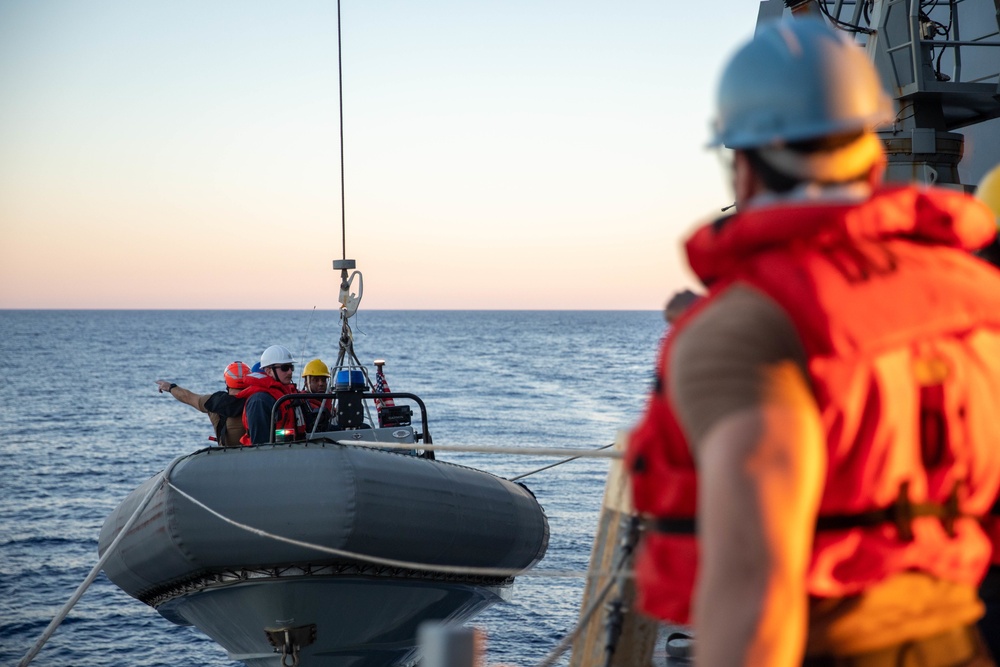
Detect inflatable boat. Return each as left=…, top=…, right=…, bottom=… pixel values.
left=99, top=436, right=548, bottom=666
left=99, top=261, right=550, bottom=666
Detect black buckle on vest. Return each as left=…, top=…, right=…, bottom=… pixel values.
left=645, top=516, right=697, bottom=535
left=889, top=481, right=916, bottom=542
left=815, top=480, right=965, bottom=542
left=647, top=481, right=966, bottom=543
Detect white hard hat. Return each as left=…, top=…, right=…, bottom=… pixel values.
left=260, top=345, right=294, bottom=368
left=711, top=18, right=893, bottom=150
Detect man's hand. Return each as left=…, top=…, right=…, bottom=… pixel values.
left=665, top=289, right=703, bottom=325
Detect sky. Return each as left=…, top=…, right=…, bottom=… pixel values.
left=2, top=1, right=766, bottom=309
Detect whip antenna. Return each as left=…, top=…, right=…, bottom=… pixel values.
left=332, top=0, right=358, bottom=315
left=336, top=0, right=346, bottom=261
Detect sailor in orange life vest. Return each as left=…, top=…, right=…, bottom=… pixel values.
left=626, top=18, right=1000, bottom=667
left=975, top=162, right=1000, bottom=661
left=155, top=361, right=250, bottom=447
left=239, top=345, right=307, bottom=445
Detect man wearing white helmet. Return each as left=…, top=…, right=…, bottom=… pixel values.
left=238, top=345, right=306, bottom=445
left=627, top=18, right=1000, bottom=667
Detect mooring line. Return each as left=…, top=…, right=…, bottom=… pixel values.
left=509, top=443, right=616, bottom=481
left=17, top=454, right=191, bottom=667
left=334, top=438, right=623, bottom=459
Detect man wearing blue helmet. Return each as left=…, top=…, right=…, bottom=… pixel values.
left=627, top=17, right=1000, bottom=667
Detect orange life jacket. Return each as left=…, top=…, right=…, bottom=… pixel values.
left=237, top=373, right=305, bottom=445
left=628, top=185, right=1000, bottom=624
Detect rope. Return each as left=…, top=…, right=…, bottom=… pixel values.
left=166, top=481, right=629, bottom=581
left=332, top=438, right=623, bottom=459
left=532, top=534, right=633, bottom=667
left=509, top=443, right=616, bottom=481
left=17, top=454, right=190, bottom=667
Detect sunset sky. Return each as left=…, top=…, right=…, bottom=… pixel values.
left=9, top=1, right=984, bottom=310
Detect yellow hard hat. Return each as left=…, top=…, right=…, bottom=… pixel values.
left=977, top=163, right=1000, bottom=225
left=302, top=358, right=330, bottom=378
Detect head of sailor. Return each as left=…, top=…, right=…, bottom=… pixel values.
left=711, top=17, right=892, bottom=211
left=301, top=358, right=331, bottom=394
left=259, top=345, right=296, bottom=386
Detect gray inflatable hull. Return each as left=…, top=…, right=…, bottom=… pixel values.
left=99, top=442, right=549, bottom=666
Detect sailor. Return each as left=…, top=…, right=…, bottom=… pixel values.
left=975, top=162, right=1000, bottom=659
left=300, top=358, right=335, bottom=432
left=627, top=18, right=1000, bottom=667
left=239, top=345, right=306, bottom=445
left=975, top=163, right=1000, bottom=266
left=155, top=361, right=250, bottom=447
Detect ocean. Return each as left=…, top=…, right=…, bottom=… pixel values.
left=0, top=309, right=666, bottom=666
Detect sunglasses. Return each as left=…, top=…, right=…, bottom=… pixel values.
left=275, top=364, right=294, bottom=372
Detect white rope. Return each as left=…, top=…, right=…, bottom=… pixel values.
left=18, top=454, right=189, bottom=667
left=167, top=481, right=631, bottom=581
left=510, top=443, right=616, bottom=481
left=533, top=553, right=627, bottom=667
left=332, top=438, right=623, bottom=459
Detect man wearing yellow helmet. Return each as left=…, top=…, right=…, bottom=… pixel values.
left=301, top=359, right=331, bottom=394
left=975, top=162, right=1000, bottom=659
left=301, top=358, right=334, bottom=433
left=975, top=163, right=1000, bottom=266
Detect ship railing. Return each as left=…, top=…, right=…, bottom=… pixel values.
left=268, top=391, right=432, bottom=446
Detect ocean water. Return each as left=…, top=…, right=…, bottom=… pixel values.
left=0, top=309, right=665, bottom=667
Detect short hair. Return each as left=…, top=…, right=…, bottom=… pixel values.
left=746, top=130, right=879, bottom=192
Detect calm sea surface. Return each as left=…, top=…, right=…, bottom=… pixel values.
left=0, top=309, right=665, bottom=666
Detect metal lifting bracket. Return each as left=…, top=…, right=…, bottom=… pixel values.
left=265, top=624, right=317, bottom=667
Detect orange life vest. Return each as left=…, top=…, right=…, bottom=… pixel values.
left=237, top=373, right=305, bottom=445
left=628, top=185, right=1000, bottom=624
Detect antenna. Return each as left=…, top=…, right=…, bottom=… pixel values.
left=336, top=0, right=347, bottom=261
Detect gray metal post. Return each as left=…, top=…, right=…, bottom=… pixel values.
left=418, top=622, right=479, bottom=667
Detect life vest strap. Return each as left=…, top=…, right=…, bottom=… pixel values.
left=646, top=481, right=966, bottom=542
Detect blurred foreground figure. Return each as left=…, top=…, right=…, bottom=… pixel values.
left=627, top=18, right=1000, bottom=667
left=975, top=164, right=1000, bottom=267
left=976, top=162, right=1000, bottom=660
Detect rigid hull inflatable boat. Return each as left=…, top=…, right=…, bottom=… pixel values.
left=99, top=433, right=549, bottom=666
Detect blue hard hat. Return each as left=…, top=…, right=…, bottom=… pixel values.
left=710, top=18, right=894, bottom=149
left=251, top=362, right=261, bottom=374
